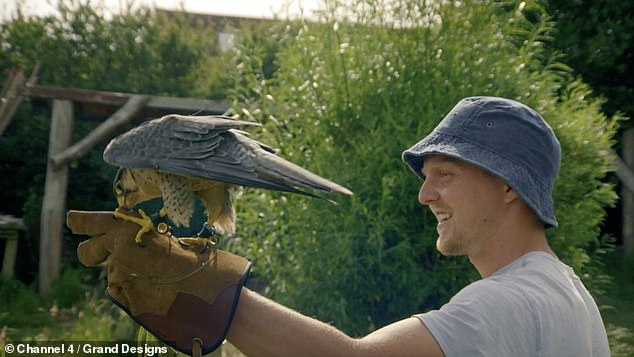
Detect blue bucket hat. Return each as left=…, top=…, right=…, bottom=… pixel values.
left=402, top=96, right=561, bottom=228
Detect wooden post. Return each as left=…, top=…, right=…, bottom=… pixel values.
left=39, top=99, right=73, bottom=294
left=2, top=234, right=19, bottom=279
left=1, top=215, right=25, bottom=279
left=624, top=128, right=634, bottom=255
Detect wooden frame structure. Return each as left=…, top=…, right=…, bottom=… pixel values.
left=1, top=68, right=228, bottom=294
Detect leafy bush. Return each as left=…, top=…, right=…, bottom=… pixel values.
left=0, top=277, right=45, bottom=327
left=49, top=268, right=84, bottom=308
left=0, top=283, right=137, bottom=343
left=544, top=0, right=634, bottom=122
left=228, top=0, right=618, bottom=335
left=0, top=271, right=133, bottom=339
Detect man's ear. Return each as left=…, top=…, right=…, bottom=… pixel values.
left=504, top=185, right=519, bottom=204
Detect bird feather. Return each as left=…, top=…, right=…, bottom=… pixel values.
left=104, top=114, right=352, bottom=198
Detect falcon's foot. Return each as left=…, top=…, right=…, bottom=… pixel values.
left=113, top=208, right=155, bottom=245
left=177, top=236, right=218, bottom=247
left=178, top=223, right=220, bottom=250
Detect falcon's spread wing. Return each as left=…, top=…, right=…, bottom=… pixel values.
left=103, top=114, right=353, bottom=198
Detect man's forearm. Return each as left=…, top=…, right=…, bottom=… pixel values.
left=227, top=288, right=359, bottom=357
left=226, top=288, right=442, bottom=357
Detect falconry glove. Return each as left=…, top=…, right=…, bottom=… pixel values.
left=67, top=210, right=251, bottom=356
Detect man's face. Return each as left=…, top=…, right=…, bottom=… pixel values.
left=418, top=155, right=508, bottom=257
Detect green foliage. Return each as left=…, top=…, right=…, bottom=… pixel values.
left=49, top=268, right=84, bottom=308
left=0, top=1, right=236, bottom=271
left=1, top=0, right=223, bottom=96
left=0, top=0, right=232, bottom=217
left=599, top=252, right=634, bottom=357
left=228, top=0, right=618, bottom=335
left=58, top=292, right=136, bottom=342
left=0, top=282, right=137, bottom=343
left=543, top=0, right=634, bottom=122
left=1, top=270, right=135, bottom=342
left=0, top=277, right=45, bottom=327
left=0, top=269, right=134, bottom=341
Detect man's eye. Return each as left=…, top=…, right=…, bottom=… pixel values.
left=439, top=170, right=451, bottom=177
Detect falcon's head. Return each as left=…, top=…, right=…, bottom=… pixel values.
left=113, top=168, right=157, bottom=210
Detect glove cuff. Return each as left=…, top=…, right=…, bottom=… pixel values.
left=108, top=251, right=251, bottom=355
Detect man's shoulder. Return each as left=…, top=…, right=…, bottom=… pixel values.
left=417, top=253, right=609, bottom=357
left=417, top=271, right=541, bottom=357
left=451, top=252, right=569, bottom=307
left=450, top=273, right=536, bottom=312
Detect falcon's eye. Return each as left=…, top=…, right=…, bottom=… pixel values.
left=114, top=182, right=124, bottom=195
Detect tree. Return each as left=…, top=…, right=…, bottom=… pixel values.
left=544, top=0, right=633, bottom=122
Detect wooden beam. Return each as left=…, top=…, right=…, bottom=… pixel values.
left=0, top=67, right=40, bottom=136
left=39, top=99, right=73, bottom=295
left=623, top=128, right=634, bottom=255
left=614, top=152, right=634, bottom=194
left=0, top=214, right=26, bottom=230
left=0, top=68, right=25, bottom=136
left=50, top=95, right=150, bottom=169
left=23, top=84, right=229, bottom=114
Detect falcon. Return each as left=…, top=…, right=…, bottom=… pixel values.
left=103, top=114, right=352, bottom=245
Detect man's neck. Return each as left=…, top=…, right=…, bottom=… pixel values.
left=469, top=224, right=554, bottom=278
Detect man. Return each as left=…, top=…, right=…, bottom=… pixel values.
left=224, top=96, right=610, bottom=356
left=73, top=96, right=610, bottom=356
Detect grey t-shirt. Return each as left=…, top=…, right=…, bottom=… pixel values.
left=416, top=252, right=610, bottom=357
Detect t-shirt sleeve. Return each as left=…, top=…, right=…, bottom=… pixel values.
left=415, top=279, right=536, bottom=357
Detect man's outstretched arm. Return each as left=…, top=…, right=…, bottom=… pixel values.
left=227, top=288, right=444, bottom=357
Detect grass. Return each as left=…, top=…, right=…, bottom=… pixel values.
left=0, top=286, right=136, bottom=343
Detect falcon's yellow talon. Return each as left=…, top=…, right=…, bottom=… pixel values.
left=178, top=236, right=218, bottom=252
left=113, top=209, right=156, bottom=245
left=178, top=237, right=210, bottom=246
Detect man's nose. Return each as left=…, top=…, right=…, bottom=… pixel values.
left=418, top=180, right=438, bottom=205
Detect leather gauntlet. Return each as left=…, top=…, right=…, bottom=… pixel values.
left=67, top=210, right=251, bottom=355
